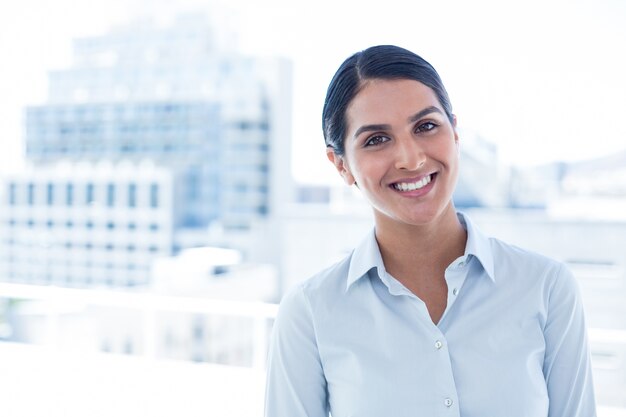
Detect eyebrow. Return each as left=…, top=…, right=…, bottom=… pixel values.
left=352, top=106, right=444, bottom=139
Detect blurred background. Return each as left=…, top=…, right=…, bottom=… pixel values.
left=0, top=0, right=625, bottom=416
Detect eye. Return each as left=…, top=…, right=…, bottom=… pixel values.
left=414, top=121, right=438, bottom=133
left=364, top=135, right=390, bottom=147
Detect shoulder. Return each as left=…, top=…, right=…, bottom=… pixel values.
left=461, top=211, right=566, bottom=288
left=277, top=252, right=354, bottom=320
left=489, top=236, right=564, bottom=276
left=487, top=236, right=578, bottom=297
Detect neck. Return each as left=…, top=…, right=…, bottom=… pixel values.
left=374, top=205, right=467, bottom=280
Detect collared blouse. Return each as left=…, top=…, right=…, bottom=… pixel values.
left=265, top=213, right=596, bottom=417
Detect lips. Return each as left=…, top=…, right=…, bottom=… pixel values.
left=391, top=174, right=435, bottom=192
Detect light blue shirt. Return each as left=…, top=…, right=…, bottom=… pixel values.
left=264, top=213, right=596, bottom=417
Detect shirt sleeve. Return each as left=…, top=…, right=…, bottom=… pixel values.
left=264, top=284, right=329, bottom=417
left=543, top=264, right=597, bottom=417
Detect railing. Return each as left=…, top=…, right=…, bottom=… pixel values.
left=1, top=282, right=626, bottom=415
left=0, top=282, right=279, bottom=369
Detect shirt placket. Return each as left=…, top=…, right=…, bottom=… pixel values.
left=394, top=278, right=462, bottom=417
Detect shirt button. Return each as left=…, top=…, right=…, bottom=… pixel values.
left=434, top=340, right=443, bottom=350
left=444, top=398, right=453, bottom=407
left=452, top=288, right=458, bottom=296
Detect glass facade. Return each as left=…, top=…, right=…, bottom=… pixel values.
left=25, top=99, right=270, bottom=229
left=0, top=16, right=289, bottom=289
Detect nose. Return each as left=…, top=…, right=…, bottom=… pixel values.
left=394, top=136, right=426, bottom=171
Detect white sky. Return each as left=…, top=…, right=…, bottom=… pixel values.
left=1, top=0, right=625, bottom=184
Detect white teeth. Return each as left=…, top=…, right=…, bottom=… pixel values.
left=394, top=175, right=432, bottom=191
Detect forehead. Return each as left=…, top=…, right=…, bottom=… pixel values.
left=346, top=78, right=441, bottom=128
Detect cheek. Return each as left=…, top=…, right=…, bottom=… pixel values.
left=438, top=139, right=459, bottom=163
left=350, top=156, right=387, bottom=185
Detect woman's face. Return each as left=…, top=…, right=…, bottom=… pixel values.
left=327, top=78, right=459, bottom=229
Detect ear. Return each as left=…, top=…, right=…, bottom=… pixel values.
left=451, top=114, right=460, bottom=151
left=326, top=147, right=356, bottom=186
left=452, top=114, right=459, bottom=142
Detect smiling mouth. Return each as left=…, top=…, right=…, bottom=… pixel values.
left=392, top=174, right=434, bottom=191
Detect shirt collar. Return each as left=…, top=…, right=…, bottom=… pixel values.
left=346, top=211, right=496, bottom=291
left=346, top=228, right=386, bottom=290
left=457, top=211, right=495, bottom=282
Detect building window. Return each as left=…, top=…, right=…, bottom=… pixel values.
left=66, top=184, right=74, bottom=206
left=124, top=338, right=134, bottom=354
left=128, top=183, right=137, bottom=208
left=107, top=183, right=115, bottom=207
left=193, top=322, right=204, bottom=340
left=47, top=183, right=54, bottom=205
left=9, top=183, right=16, bottom=205
left=100, top=340, right=111, bottom=353
left=27, top=183, right=35, bottom=205
left=186, top=169, right=200, bottom=201
left=149, top=223, right=159, bottom=232
left=86, top=183, right=95, bottom=204
left=106, top=221, right=115, bottom=230
left=128, top=222, right=136, bottom=231
left=150, top=183, right=159, bottom=208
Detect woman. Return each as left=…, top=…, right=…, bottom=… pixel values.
left=265, top=45, right=596, bottom=417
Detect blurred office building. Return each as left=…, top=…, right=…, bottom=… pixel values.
left=507, top=148, right=626, bottom=213
left=0, top=15, right=292, bottom=288
left=549, top=149, right=626, bottom=220
left=0, top=161, right=172, bottom=287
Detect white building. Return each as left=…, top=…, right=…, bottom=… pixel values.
left=0, top=161, right=173, bottom=287
left=0, top=14, right=293, bottom=290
